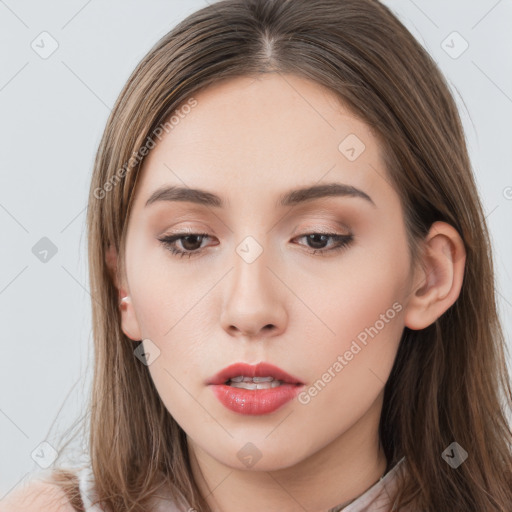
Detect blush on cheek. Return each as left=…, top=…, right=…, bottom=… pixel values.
left=316, top=287, right=404, bottom=375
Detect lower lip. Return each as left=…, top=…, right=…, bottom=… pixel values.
left=210, top=383, right=303, bottom=415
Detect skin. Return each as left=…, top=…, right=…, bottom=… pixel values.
left=110, top=73, right=466, bottom=512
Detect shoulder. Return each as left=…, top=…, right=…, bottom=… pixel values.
left=0, top=479, right=76, bottom=512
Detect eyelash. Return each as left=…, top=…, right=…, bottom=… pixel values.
left=157, top=231, right=354, bottom=259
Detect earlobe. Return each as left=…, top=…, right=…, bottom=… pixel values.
left=118, top=293, right=143, bottom=341
left=119, top=295, right=131, bottom=306
left=404, top=221, right=466, bottom=330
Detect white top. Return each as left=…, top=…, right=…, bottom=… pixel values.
left=77, top=466, right=103, bottom=512
left=77, top=456, right=409, bottom=512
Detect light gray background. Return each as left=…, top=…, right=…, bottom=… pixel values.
left=1, top=0, right=511, bottom=498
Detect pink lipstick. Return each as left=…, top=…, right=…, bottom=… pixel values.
left=207, top=362, right=304, bottom=415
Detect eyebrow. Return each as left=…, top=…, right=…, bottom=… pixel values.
left=144, top=182, right=375, bottom=209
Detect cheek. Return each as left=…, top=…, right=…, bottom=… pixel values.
left=127, top=239, right=206, bottom=340
left=298, top=236, right=409, bottom=382
left=126, top=244, right=218, bottom=393
left=290, top=253, right=406, bottom=441
left=145, top=364, right=210, bottom=441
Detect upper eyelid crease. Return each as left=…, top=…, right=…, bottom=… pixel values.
left=144, top=182, right=375, bottom=209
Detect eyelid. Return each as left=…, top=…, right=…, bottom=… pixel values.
left=162, top=223, right=351, bottom=238
left=292, top=223, right=352, bottom=236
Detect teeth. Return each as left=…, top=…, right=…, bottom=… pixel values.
left=229, top=380, right=283, bottom=390
left=228, top=376, right=275, bottom=383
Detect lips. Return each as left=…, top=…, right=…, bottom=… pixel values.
left=206, top=362, right=304, bottom=386
left=207, top=362, right=305, bottom=415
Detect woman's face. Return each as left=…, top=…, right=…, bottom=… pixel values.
left=120, top=73, right=416, bottom=471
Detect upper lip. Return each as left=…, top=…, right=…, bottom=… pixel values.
left=207, top=362, right=304, bottom=385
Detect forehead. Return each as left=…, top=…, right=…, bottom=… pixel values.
left=133, top=73, right=389, bottom=210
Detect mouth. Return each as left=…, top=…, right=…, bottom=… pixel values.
left=206, top=361, right=304, bottom=388
left=207, top=362, right=305, bottom=415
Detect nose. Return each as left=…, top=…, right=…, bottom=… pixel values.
left=220, top=243, right=287, bottom=340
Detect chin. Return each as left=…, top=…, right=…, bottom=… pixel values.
left=217, top=438, right=309, bottom=472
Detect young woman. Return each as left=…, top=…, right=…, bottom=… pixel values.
left=4, top=0, right=512, bottom=510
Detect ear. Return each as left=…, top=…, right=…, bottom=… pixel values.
left=105, top=243, right=142, bottom=341
left=404, top=221, right=466, bottom=330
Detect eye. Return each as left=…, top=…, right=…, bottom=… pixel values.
left=157, top=231, right=354, bottom=259
left=293, top=232, right=354, bottom=256
left=158, top=232, right=212, bottom=259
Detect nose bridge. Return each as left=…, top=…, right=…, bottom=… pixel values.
left=230, top=232, right=273, bottom=302
left=220, top=231, right=286, bottom=337
left=228, top=200, right=274, bottom=281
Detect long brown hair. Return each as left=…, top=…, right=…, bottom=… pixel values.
left=44, top=0, right=512, bottom=510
